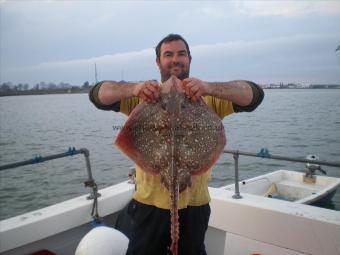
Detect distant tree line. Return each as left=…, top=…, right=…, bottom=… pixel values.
left=0, top=81, right=92, bottom=96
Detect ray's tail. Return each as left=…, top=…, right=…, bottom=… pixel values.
left=170, top=180, right=179, bottom=255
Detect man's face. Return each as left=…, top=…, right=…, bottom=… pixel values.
left=156, top=40, right=191, bottom=82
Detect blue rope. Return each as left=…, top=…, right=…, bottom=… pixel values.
left=67, top=147, right=76, bottom=156
left=90, top=218, right=105, bottom=228
left=31, top=155, right=43, bottom=164
left=257, top=148, right=271, bottom=158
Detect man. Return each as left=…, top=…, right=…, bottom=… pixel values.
left=89, top=34, right=264, bottom=255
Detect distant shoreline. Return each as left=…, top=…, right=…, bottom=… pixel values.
left=1, top=86, right=340, bottom=97
left=0, top=88, right=91, bottom=97
left=263, top=87, right=340, bottom=90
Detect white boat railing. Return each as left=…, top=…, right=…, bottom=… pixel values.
left=224, top=148, right=340, bottom=199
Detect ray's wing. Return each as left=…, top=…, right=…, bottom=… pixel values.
left=175, top=98, right=226, bottom=176
left=115, top=101, right=171, bottom=175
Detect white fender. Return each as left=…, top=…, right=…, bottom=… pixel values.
left=75, top=226, right=129, bottom=255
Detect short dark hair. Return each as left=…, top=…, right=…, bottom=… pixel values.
left=155, top=34, right=191, bottom=59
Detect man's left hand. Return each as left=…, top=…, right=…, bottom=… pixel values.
left=182, top=78, right=209, bottom=102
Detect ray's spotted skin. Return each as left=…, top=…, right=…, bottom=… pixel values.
left=115, top=75, right=226, bottom=255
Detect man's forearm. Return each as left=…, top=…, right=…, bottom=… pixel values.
left=98, top=81, right=138, bottom=105
left=97, top=79, right=255, bottom=107
left=206, top=81, right=253, bottom=106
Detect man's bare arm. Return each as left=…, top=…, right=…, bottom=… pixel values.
left=98, top=80, right=159, bottom=105
left=206, top=81, right=253, bottom=106
left=183, top=78, right=254, bottom=106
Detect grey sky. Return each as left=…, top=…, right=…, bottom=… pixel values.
left=1, top=0, right=340, bottom=85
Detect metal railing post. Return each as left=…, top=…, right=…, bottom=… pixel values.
left=80, top=148, right=101, bottom=200
left=232, top=151, right=242, bottom=199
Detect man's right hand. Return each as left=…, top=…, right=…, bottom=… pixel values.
left=133, top=80, right=160, bottom=103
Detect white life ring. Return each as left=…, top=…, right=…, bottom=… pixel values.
left=75, top=226, right=129, bottom=255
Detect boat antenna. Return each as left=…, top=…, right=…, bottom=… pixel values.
left=121, top=69, right=124, bottom=81
left=94, top=63, right=98, bottom=84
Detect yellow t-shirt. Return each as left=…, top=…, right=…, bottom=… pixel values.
left=120, top=96, right=234, bottom=209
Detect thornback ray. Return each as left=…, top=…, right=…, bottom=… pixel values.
left=115, top=75, right=226, bottom=255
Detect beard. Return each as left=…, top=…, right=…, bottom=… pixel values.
left=159, top=62, right=190, bottom=82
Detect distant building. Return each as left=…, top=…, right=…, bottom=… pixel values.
left=269, top=84, right=281, bottom=89
left=287, top=83, right=298, bottom=89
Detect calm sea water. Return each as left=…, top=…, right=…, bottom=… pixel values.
left=1, top=89, right=340, bottom=220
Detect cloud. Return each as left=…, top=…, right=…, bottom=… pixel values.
left=2, top=48, right=156, bottom=84
left=233, top=1, right=340, bottom=17
left=179, top=6, right=227, bottom=19
left=190, top=33, right=340, bottom=83
left=2, top=33, right=339, bottom=85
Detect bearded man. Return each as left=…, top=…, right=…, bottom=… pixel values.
left=89, top=34, right=264, bottom=255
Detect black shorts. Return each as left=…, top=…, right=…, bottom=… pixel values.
left=116, top=199, right=211, bottom=255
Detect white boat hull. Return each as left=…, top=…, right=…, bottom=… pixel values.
left=1, top=174, right=340, bottom=255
